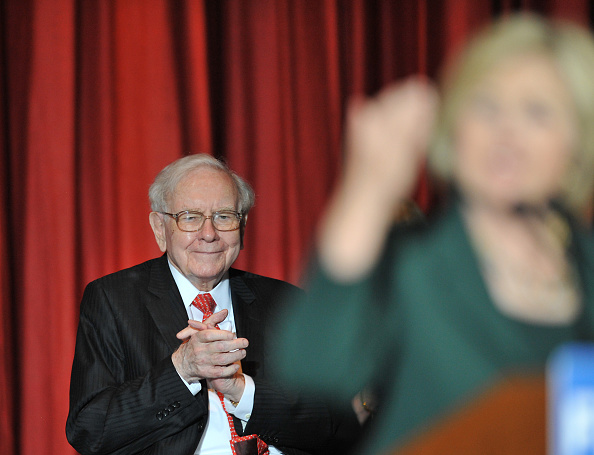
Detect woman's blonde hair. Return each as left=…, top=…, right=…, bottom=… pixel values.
left=429, top=14, right=594, bottom=215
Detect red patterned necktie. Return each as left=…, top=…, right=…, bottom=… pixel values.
left=192, top=293, right=217, bottom=321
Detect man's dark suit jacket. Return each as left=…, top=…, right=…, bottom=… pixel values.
left=66, top=255, right=358, bottom=455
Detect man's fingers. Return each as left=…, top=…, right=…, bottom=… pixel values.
left=176, top=309, right=229, bottom=339
left=203, top=309, right=228, bottom=327
left=210, top=348, right=246, bottom=367
left=176, top=325, right=198, bottom=340
left=187, top=319, right=207, bottom=330
left=208, top=337, right=249, bottom=353
left=204, top=363, right=241, bottom=380
left=173, top=335, right=247, bottom=382
left=178, top=323, right=248, bottom=350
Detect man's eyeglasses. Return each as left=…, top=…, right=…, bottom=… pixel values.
left=159, top=210, right=242, bottom=232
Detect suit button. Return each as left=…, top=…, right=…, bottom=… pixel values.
left=162, top=409, right=169, bottom=417
left=167, top=405, right=175, bottom=412
left=156, top=411, right=164, bottom=421
left=173, top=401, right=181, bottom=408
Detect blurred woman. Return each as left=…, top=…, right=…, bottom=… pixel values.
left=273, top=14, right=594, bottom=455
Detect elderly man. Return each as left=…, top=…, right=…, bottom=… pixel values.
left=66, top=154, right=359, bottom=455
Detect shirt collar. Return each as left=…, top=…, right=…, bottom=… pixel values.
left=167, top=260, right=232, bottom=313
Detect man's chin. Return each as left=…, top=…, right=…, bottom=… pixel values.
left=188, top=270, right=225, bottom=291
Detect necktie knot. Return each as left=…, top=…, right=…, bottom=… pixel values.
left=192, top=293, right=216, bottom=321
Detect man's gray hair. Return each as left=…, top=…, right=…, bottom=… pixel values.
left=148, top=154, right=255, bottom=215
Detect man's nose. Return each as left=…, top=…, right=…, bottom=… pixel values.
left=198, top=217, right=218, bottom=241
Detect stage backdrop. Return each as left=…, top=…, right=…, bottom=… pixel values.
left=0, top=1, right=590, bottom=454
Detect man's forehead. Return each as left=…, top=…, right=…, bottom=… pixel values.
left=169, top=168, right=239, bottom=209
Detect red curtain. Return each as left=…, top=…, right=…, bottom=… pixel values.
left=1, top=1, right=590, bottom=453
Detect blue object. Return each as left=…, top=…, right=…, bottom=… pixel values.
left=549, top=343, right=594, bottom=455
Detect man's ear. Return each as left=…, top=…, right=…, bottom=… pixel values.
left=149, top=212, right=167, bottom=252
left=240, top=214, right=248, bottom=250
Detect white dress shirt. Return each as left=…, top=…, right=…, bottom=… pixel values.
left=168, top=262, right=282, bottom=454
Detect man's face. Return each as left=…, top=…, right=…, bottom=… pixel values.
left=150, top=167, right=242, bottom=291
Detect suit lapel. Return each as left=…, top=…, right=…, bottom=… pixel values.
left=229, top=269, right=258, bottom=339
left=229, top=269, right=269, bottom=378
left=146, top=255, right=189, bottom=352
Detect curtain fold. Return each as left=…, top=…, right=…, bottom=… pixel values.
left=1, top=1, right=590, bottom=453
left=17, top=2, right=77, bottom=454
left=0, top=10, right=15, bottom=453
left=220, top=0, right=346, bottom=280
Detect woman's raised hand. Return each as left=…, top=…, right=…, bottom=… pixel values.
left=318, top=78, right=438, bottom=281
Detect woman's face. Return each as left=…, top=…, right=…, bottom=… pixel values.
left=453, top=53, right=577, bottom=210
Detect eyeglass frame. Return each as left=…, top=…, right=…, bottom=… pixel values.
left=158, top=209, right=243, bottom=232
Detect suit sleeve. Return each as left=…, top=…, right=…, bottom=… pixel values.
left=245, top=378, right=362, bottom=454
left=66, top=281, right=208, bottom=455
left=238, top=278, right=363, bottom=454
